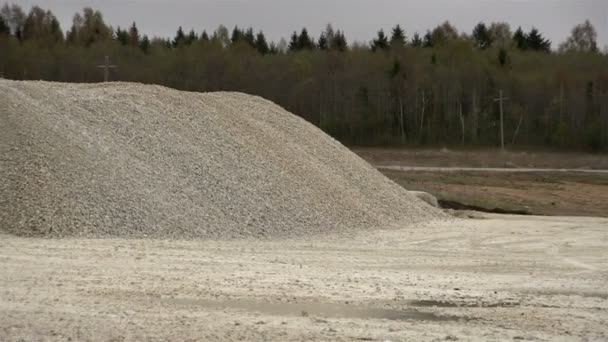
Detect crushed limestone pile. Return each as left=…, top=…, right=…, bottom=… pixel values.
left=0, top=80, right=445, bottom=239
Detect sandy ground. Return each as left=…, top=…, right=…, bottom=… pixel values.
left=1, top=215, right=607, bottom=341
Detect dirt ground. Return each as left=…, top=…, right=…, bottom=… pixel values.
left=354, top=148, right=608, bottom=170
left=1, top=215, right=607, bottom=341
left=383, top=170, right=608, bottom=217
left=354, top=148, right=608, bottom=217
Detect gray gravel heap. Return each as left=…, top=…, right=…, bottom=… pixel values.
left=0, top=80, right=445, bottom=239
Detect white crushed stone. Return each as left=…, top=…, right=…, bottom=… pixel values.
left=0, top=80, right=446, bottom=239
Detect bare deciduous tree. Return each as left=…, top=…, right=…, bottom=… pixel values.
left=559, top=20, right=598, bottom=53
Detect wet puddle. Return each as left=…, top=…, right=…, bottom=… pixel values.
left=163, top=297, right=466, bottom=322
left=531, top=290, right=608, bottom=300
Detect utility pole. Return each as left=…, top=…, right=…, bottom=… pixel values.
left=494, top=89, right=508, bottom=151
left=97, top=55, right=116, bottom=82
left=559, top=81, right=564, bottom=123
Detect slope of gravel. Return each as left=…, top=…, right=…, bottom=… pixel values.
left=0, top=80, right=445, bottom=239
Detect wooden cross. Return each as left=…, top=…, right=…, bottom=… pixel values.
left=97, top=55, right=117, bottom=82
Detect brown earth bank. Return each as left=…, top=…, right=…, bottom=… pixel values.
left=1, top=215, right=607, bottom=341
left=354, top=148, right=608, bottom=217
left=383, top=170, right=608, bottom=217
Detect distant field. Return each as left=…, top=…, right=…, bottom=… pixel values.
left=354, top=148, right=608, bottom=217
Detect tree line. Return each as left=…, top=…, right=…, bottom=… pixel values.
left=1, top=3, right=607, bottom=151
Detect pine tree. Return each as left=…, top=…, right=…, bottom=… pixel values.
left=185, top=29, right=198, bottom=45
left=513, top=27, right=527, bottom=50
left=472, top=22, right=492, bottom=49
left=526, top=28, right=551, bottom=52
left=288, top=31, right=299, bottom=51
left=66, top=26, right=76, bottom=44
left=389, top=58, right=401, bottom=78
left=231, top=26, right=243, bottom=45
left=173, top=26, right=186, bottom=47
left=49, top=15, right=63, bottom=42
left=410, top=32, right=422, bottom=47
left=244, top=27, right=255, bottom=47
left=371, top=29, right=389, bottom=51
left=0, top=15, right=8, bottom=35
left=254, top=31, right=269, bottom=54
left=498, top=48, right=509, bottom=67
left=390, top=25, right=406, bottom=48
left=318, top=33, right=329, bottom=50
left=114, top=26, right=128, bottom=45
left=14, top=26, right=22, bottom=41
left=422, top=30, right=433, bottom=47
left=128, top=22, right=140, bottom=46
left=331, top=30, right=348, bottom=51
left=139, top=34, right=150, bottom=54
left=297, top=28, right=315, bottom=50
left=200, top=30, right=209, bottom=42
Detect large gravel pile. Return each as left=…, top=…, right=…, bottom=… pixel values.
left=0, top=80, right=445, bottom=239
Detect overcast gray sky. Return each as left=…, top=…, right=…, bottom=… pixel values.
left=12, top=0, right=608, bottom=48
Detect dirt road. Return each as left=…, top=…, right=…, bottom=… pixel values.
left=354, top=148, right=608, bottom=170
left=377, top=165, right=608, bottom=174
left=1, top=215, right=607, bottom=341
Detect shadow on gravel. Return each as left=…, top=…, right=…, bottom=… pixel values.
left=529, top=290, right=608, bottom=299
left=163, top=297, right=468, bottom=322
left=409, top=299, right=520, bottom=308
